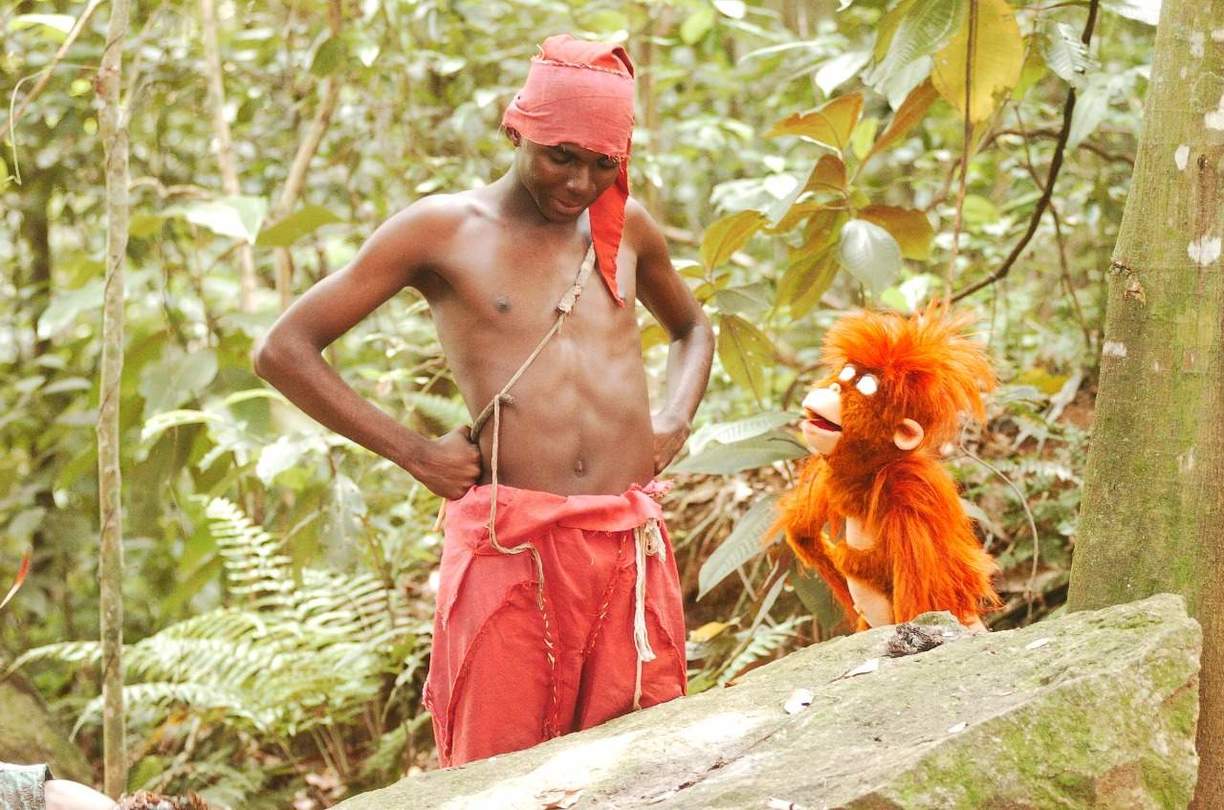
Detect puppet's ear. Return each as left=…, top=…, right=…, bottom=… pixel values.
left=893, top=419, right=924, bottom=451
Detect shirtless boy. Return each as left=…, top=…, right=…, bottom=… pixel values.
left=253, top=35, right=714, bottom=767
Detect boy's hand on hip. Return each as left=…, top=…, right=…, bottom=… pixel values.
left=651, top=411, right=691, bottom=474
left=415, top=426, right=483, bottom=500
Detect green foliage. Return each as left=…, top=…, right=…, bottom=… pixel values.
left=12, top=497, right=425, bottom=806
left=696, top=494, right=780, bottom=600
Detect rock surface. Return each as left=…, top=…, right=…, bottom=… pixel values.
left=338, top=594, right=1200, bottom=809
left=0, top=672, right=92, bottom=782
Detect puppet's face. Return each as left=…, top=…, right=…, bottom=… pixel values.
left=800, top=364, right=924, bottom=458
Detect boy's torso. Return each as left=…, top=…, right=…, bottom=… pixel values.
left=411, top=191, right=656, bottom=496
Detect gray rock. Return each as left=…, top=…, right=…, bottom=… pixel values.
left=0, top=673, right=91, bottom=783
left=337, top=594, right=1200, bottom=810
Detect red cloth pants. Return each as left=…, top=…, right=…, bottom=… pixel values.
left=423, top=481, right=688, bottom=768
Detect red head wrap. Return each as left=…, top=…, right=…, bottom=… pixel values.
left=502, top=34, right=636, bottom=306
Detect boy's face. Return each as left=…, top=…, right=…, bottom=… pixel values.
left=513, top=136, right=620, bottom=222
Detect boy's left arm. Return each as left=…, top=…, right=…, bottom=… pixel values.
left=629, top=200, right=715, bottom=473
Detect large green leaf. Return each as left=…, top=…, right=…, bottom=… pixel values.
left=701, top=210, right=767, bottom=270
left=688, top=411, right=799, bottom=454
left=36, top=279, right=104, bottom=339
left=858, top=205, right=935, bottom=261
left=764, top=93, right=863, bottom=151
left=256, top=204, right=344, bottom=248
left=777, top=248, right=839, bottom=317
left=170, top=196, right=268, bottom=244
left=697, top=494, right=781, bottom=600
left=140, top=347, right=219, bottom=420
left=931, top=0, right=1024, bottom=123
left=1067, top=73, right=1119, bottom=149
left=674, top=430, right=808, bottom=475
left=838, top=219, right=902, bottom=293
left=871, top=0, right=917, bottom=63
left=1042, top=21, right=1095, bottom=89
left=255, top=436, right=309, bottom=485
left=870, top=0, right=965, bottom=87
left=712, top=283, right=772, bottom=317
left=716, top=314, right=776, bottom=400
left=311, top=36, right=348, bottom=77
left=680, top=6, right=716, bottom=44
left=8, top=14, right=74, bottom=39
left=814, top=50, right=871, bottom=97
left=141, top=410, right=226, bottom=444
left=790, top=561, right=850, bottom=634
left=1101, top=0, right=1159, bottom=24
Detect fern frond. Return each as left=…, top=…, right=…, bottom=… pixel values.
left=42, top=495, right=423, bottom=782
left=206, top=497, right=296, bottom=608
left=76, top=681, right=270, bottom=737
left=10, top=639, right=102, bottom=673
left=400, top=390, right=469, bottom=426
left=717, top=616, right=805, bottom=686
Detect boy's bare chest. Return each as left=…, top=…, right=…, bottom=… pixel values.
left=413, top=220, right=656, bottom=492
left=424, top=231, right=636, bottom=336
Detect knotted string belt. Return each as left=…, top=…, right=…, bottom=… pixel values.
left=455, top=235, right=664, bottom=712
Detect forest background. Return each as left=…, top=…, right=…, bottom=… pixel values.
left=1, top=0, right=1159, bottom=806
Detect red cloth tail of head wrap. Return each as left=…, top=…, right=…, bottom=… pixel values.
left=502, top=34, right=636, bottom=306
left=587, top=158, right=629, bottom=305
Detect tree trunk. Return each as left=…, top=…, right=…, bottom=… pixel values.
left=97, top=0, right=131, bottom=797
left=200, top=0, right=258, bottom=312
left=1066, top=1, right=1224, bottom=806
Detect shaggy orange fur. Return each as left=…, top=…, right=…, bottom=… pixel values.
left=775, top=303, right=1002, bottom=630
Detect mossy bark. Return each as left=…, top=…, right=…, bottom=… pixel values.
left=1067, top=0, right=1224, bottom=805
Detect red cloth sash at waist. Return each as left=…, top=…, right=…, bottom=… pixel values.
left=445, top=480, right=669, bottom=548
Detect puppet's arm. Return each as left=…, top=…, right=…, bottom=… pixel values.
left=774, top=464, right=858, bottom=623
left=785, top=527, right=857, bottom=622
left=874, top=496, right=999, bottom=627
left=825, top=521, right=894, bottom=628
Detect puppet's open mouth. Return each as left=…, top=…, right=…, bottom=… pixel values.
left=803, top=408, right=842, bottom=432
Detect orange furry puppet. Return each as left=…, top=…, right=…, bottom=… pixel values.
left=775, top=303, right=1002, bottom=631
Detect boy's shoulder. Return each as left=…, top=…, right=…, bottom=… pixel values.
left=385, top=189, right=494, bottom=237
left=622, top=195, right=668, bottom=259
left=355, top=191, right=497, bottom=287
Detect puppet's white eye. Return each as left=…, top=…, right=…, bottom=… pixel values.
left=856, top=374, right=879, bottom=396
left=838, top=365, right=857, bottom=382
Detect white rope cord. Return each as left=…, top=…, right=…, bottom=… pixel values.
left=475, top=241, right=596, bottom=559
left=631, top=519, right=667, bottom=710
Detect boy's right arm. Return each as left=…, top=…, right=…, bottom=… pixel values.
left=252, top=199, right=481, bottom=500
